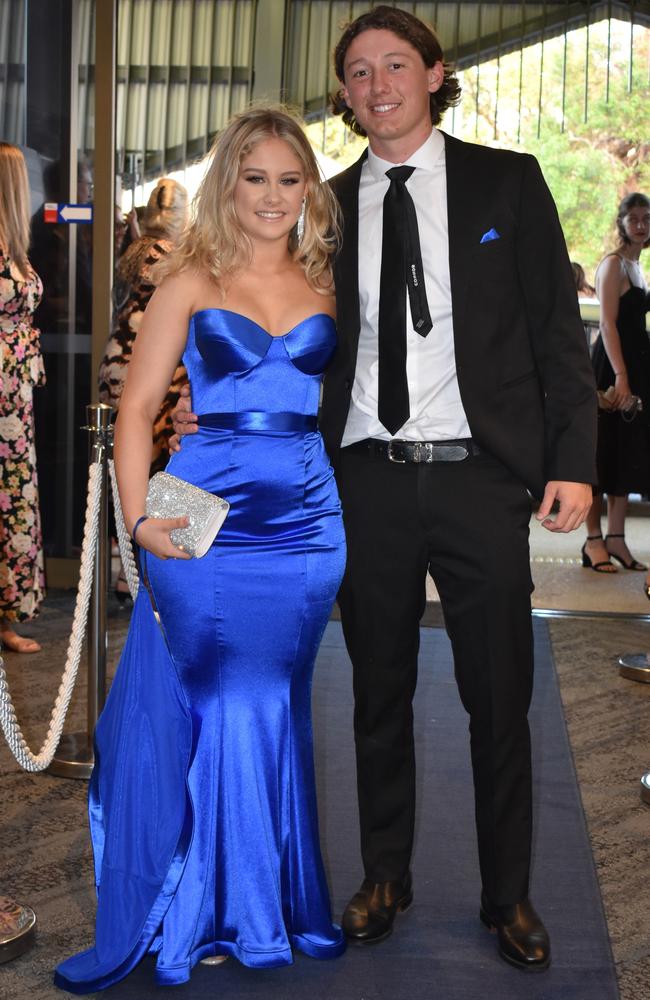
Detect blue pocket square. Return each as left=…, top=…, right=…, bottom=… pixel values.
left=480, top=228, right=500, bottom=244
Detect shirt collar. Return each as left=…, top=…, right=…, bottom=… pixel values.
left=366, top=128, right=444, bottom=182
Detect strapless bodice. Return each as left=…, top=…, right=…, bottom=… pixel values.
left=183, top=308, right=337, bottom=417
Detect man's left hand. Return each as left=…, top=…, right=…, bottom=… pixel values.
left=535, top=481, right=592, bottom=533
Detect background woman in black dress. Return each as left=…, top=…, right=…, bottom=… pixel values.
left=582, top=193, right=650, bottom=573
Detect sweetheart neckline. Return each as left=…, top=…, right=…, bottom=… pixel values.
left=191, top=307, right=335, bottom=339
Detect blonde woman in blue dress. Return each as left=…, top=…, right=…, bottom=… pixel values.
left=55, top=106, right=346, bottom=992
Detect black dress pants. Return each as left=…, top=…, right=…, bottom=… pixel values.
left=336, top=445, right=535, bottom=906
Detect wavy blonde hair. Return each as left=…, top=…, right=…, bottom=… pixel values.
left=161, top=105, right=340, bottom=291
left=143, top=177, right=189, bottom=242
left=0, top=143, right=31, bottom=273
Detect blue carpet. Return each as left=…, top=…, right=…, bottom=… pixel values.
left=106, top=620, right=618, bottom=1000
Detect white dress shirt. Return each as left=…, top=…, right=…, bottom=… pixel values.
left=341, top=128, right=471, bottom=445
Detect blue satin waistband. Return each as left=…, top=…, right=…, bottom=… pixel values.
left=197, top=411, right=318, bottom=433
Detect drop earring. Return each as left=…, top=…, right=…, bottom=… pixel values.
left=296, top=199, right=305, bottom=244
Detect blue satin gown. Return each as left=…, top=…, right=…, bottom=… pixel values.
left=54, top=309, right=346, bottom=992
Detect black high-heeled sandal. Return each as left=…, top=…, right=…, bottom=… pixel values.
left=605, top=533, right=647, bottom=571
left=581, top=533, right=617, bottom=573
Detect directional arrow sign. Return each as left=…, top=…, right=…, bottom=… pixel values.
left=59, top=203, right=93, bottom=223
left=44, top=203, right=94, bottom=224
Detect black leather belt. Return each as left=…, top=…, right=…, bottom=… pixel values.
left=345, top=438, right=480, bottom=463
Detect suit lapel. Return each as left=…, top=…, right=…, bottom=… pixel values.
left=442, top=132, right=473, bottom=346
left=330, top=151, right=366, bottom=350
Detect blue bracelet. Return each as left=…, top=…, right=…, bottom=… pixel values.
left=132, top=515, right=149, bottom=544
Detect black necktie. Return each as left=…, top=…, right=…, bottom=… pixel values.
left=378, top=166, right=433, bottom=436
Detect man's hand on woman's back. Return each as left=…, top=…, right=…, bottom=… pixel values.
left=169, top=383, right=198, bottom=451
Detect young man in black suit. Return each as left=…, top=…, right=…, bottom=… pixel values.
left=320, top=5, right=596, bottom=971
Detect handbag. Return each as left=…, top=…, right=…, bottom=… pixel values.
left=145, top=471, right=230, bottom=558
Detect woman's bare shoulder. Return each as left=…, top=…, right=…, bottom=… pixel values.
left=320, top=289, right=336, bottom=319
left=597, top=252, right=624, bottom=272
left=309, top=271, right=336, bottom=315
left=153, top=267, right=214, bottom=309
left=595, top=253, right=625, bottom=291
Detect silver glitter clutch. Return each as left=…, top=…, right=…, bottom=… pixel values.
left=145, top=472, right=229, bottom=558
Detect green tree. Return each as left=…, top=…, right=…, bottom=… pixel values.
left=458, top=20, right=650, bottom=277
left=307, top=20, right=648, bottom=279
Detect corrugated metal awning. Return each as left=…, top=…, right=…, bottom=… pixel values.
left=2, top=1, right=649, bottom=178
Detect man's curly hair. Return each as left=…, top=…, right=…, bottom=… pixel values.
left=330, top=5, right=461, bottom=136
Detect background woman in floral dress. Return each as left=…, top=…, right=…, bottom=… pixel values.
left=0, top=142, right=46, bottom=653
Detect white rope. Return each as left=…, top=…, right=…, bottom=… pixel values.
left=0, top=462, right=103, bottom=771
left=108, top=459, right=139, bottom=600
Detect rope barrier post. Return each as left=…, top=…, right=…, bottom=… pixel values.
left=619, top=659, right=650, bottom=802
left=49, top=404, right=114, bottom=779
left=0, top=405, right=113, bottom=771
left=618, top=653, right=650, bottom=683
left=87, top=404, right=112, bottom=736
left=0, top=897, right=36, bottom=963
left=641, top=772, right=650, bottom=804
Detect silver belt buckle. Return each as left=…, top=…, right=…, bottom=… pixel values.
left=387, top=440, right=406, bottom=463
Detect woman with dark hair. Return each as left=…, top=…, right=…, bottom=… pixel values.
left=55, top=105, right=345, bottom=992
left=582, top=192, right=650, bottom=572
left=0, top=143, right=46, bottom=653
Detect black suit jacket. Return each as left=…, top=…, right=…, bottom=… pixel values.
left=321, top=131, right=597, bottom=499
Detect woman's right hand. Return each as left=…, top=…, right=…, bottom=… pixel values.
left=612, top=371, right=633, bottom=410
left=134, top=516, right=192, bottom=560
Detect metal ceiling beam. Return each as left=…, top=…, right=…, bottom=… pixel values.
left=452, top=1, right=650, bottom=67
